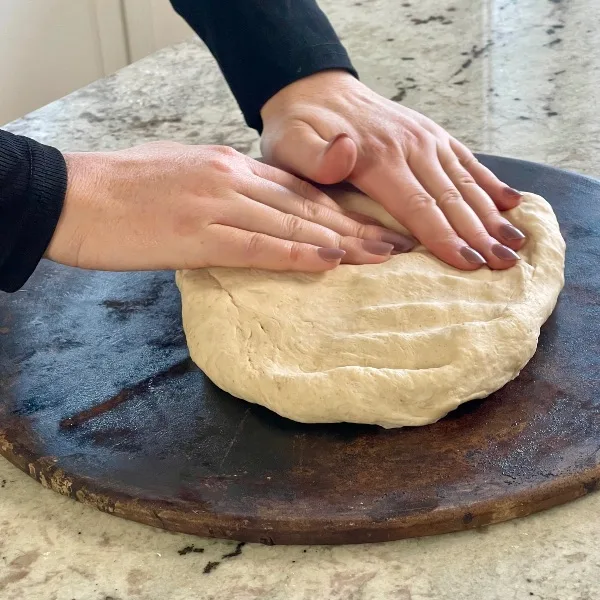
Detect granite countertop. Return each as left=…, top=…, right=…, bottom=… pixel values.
left=2, top=0, right=600, bottom=598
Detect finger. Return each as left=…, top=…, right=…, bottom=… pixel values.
left=450, top=139, right=523, bottom=210
left=246, top=179, right=416, bottom=254
left=250, top=158, right=346, bottom=214
left=262, top=120, right=357, bottom=184
left=223, top=193, right=340, bottom=247
left=251, top=164, right=396, bottom=233
left=312, top=183, right=389, bottom=225
left=222, top=193, right=395, bottom=265
left=408, top=147, right=520, bottom=270
left=352, top=163, right=486, bottom=270
left=203, top=224, right=345, bottom=272
left=439, top=149, right=527, bottom=251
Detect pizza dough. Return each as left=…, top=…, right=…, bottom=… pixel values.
left=176, top=189, right=565, bottom=428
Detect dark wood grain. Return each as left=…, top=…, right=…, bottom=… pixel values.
left=0, top=155, right=599, bottom=545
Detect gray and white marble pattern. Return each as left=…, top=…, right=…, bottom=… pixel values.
left=2, top=0, right=600, bottom=598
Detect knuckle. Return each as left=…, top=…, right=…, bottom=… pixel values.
left=288, top=241, right=305, bottom=264
left=295, top=178, right=318, bottom=199
left=437, top=188, right=463, bottom=209
left=282, top=213, right=306, bottom=239
left=314, top=191, right=339, bottom=209
left=364, top=133, right=400, bottom=163
left=300, top=197, right=322, bottom=221
left=214, top=145, right=238, bottom=157
left=399, top=128, right=420, bottom=151
left=369, top=136, right=391, bottom=157
left=406, top=192, right=436, bottom=214
left=427, top=232, right=459, bottom=253
left=354, top=223, right=370, bottom=239
left=453, top=171, right=478, bottom=188
left=483, top=206, right=501, bottom=221
left=245, top=232, right=265, bottom=256
left=470, top=228, right=492, bottom=245
left=207, top=157, right=236, bottom=175
left=414, top=128, right=435, bottom=147
left=207, top=146, right=242, bottom=174
left=460, top=152, right=479, bottom=169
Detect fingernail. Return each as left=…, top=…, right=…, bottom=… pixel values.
left=460, top=246, right=487, bottom=265
left=318, top=248, right=346, bottom=262
left=326, top=132, right=351, bottom=151
left=504, top=186, right=522, bottom=199
left=492, top=244, right=521, bottom=261
left=362, top=240, right=394, bottom=255
left=499, top=223, right=526, bottom=241
left=380, top=231, right=418, bottom=253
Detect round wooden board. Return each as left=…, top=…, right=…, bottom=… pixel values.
left=0, top=155, right=599, bottom=545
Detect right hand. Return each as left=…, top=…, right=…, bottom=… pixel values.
left=47, top=142, right=416, bottom=273
left=261, top=70, right=526, bottom=271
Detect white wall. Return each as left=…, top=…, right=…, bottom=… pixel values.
left=0, top=0, right=191, bottom=126
left=123, top=0, right=194, bottom=62
left=0, top=0, right=128, bottom=125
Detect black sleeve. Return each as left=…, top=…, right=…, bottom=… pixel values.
left=0, top=130, right=67, bottom=293
left=170, top=0, right=358, bottom=131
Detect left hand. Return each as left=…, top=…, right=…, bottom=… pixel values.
left=260, top=70, right=526, bottom=271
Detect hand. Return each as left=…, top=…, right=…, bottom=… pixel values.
left=47, top=142, right=415, bottom=273
left=260, top=70, right=526, bottom=271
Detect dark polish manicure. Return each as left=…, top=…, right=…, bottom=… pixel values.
left=492, top=243, right=521, bottom=261
left=504, top=186, right=523, bottom=199
left=380, top=231, right=418, bottom=253
left=362, top=240, right=394, bottom=255
left=318, top=248, right=346, bottom=262
left=460, top=246, right=487, bottom=265
left=499, top=223, right=526, bottom=241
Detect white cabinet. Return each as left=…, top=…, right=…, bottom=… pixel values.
left=0, top=0, right=128, bottom=125
left=0, top=0, right=193, bottom=125
left=123, top=0, right=194, bottom=62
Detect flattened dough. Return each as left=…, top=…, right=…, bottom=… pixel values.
left=177, top=189, right=565, bottom=428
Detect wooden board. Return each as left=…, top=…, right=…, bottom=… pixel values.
left=0, top=155, right=599, bottom=545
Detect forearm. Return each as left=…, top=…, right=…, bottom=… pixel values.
left=170, top=0, right=357, bottom=131
left=0, top=130, right=67, bottom=292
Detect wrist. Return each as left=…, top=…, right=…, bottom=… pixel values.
left=261, top=69, right=357, bottom=122
left=46, top=152, right=104, bottom=266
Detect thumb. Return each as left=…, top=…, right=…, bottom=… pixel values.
left=265, top=123, right=358, bottom=185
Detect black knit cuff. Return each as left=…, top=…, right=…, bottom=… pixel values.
left=244, top=50, right=359, bottom=132
left=0, top=135, right=67, bottom=292
left=170, top=0, right=359, bottom=133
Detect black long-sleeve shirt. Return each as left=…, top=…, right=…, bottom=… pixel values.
left=0, top=0, right=356, bottom=293
left=0, top=131, right=67, bottom=292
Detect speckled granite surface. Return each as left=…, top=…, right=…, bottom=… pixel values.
left=6, top=0, right=600, bottom=177
left=2, top=0, right=600, bottom=598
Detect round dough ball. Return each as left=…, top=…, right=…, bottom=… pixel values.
left=177, top=190, right=565, bottom=428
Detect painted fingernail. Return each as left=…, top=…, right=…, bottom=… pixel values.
left=460, top=246, right=487, bottom=265
left=318, top=248, right=346, bottom=262
left=492, top=243, right=521, bottom=261
left=380, top=232, right=418, bottom=253
left=504, top=186, right=522, bottom=199
left=499, top=223, right=526, bottom=240
left=326, top=132, right=351, bottom=151
left=362, top=240, right=394, bottom=255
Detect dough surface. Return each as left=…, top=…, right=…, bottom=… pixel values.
left=177, top=189, right=565, bottom=428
